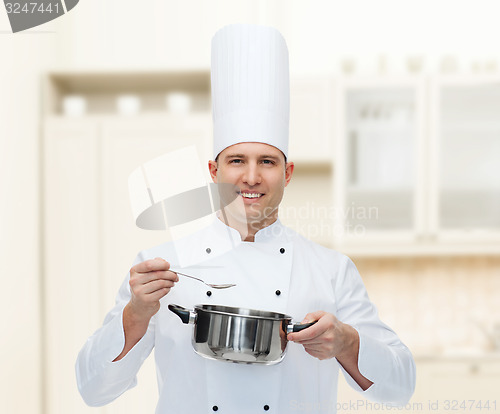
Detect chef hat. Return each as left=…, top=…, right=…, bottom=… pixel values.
left=211, top=24, right=290, bottom=159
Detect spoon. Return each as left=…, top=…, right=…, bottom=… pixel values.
left=171, top=269, right=236, bottom=289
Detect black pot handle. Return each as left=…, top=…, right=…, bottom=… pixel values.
left=288, top=320, right=317, bottom=335
left=168, top=304, right=193, bottom=324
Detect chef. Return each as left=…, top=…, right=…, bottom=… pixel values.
left=76, top=24, right=416, bottom=413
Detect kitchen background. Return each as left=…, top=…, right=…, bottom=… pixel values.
left=1, top=0, right=500, bottom=413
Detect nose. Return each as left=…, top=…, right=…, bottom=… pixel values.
left=242, top=164, right=262, bottom=186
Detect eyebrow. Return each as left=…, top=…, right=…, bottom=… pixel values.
left=260, top=155, right=281, bottom=161
left=225, top=154, right=281, bottom=161
left=225, top=154, right=247, bottom=158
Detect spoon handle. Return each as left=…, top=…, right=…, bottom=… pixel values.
left=170, top=269, right=205, bottom=284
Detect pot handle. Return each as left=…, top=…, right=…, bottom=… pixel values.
left=168, top=304, right=196, bottom=324
left=287, top=320, right=317, bottom=335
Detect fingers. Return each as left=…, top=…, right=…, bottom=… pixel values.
left=145, top=286, right=172, bottom=302
left=288, top=319, right=328, bottom=342
left=132, top=270, right=179, bottom=285
left=130, top=258, right=178, bottom=286
left=129, top=258, right=179, bottom=298
left=132, top=257, right=170, bottom=274
left=287, top=311, right=349, bottom=361
left=288, top=312, right=339, bottom=342
left=301, top=311, right=326, bottom=324
left=288, top=327, right=326, bottom=343
left=304, top=348, right=329, bottom=360
left=295, top=335, right=335, bottom=361
left=126, top=258, right=180, bottom=321
left=141, top=278, right=176, bottom=295
left=291, top=338, right=324, bottom=346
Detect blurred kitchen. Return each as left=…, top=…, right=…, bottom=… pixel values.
left=1, top=0, right=499, bottom=413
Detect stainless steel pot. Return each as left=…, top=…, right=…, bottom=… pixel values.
left=168, top=304, right=316, bottom=365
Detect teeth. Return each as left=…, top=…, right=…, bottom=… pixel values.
left=240, top=192, right=262, bottom=199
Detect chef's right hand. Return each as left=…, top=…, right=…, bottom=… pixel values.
left=113, top=258, right=179, bottom=362
left=128, top=257, right=179, bottom=321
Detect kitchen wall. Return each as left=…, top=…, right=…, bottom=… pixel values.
left=356, top=256, right=500, bottom=356
left=0, top=21, right=56, bottom=414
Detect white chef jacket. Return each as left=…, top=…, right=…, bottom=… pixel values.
left=76, top=217, right=416, bottom=413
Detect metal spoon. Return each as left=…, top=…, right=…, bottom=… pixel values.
left=171, top=269, right=236, bottom=289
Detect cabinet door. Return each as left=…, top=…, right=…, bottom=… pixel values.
left=43, top=118, right=103, bottom=414
left=334, top=78, right=426, bottom=245
left=98, top=114, right=212, bottom=414
left=430, top=77, right=500, bottom=242
left=289, top=77, right=334, bottom=162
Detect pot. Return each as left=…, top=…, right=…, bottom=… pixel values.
left=168, top=303, right=316, bottom=365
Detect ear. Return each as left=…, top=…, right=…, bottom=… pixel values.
left=284, top=161, right=294, bottom=187
left=208, top=160, right=218, bottom=183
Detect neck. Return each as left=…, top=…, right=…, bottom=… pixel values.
left=218, top=209, right=278, bottom=242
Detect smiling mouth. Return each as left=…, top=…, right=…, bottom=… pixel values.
left=238, top=191, right=264, bottom=199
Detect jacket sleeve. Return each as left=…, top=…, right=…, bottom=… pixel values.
left=75, top=253, right=155, bottom=407
left=334, top=256, right=416, bottom=406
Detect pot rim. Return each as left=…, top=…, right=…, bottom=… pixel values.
left=194, top=304, right=292, bottom=322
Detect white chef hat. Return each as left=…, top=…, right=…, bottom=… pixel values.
left=211, top=24, right=290, bottom=159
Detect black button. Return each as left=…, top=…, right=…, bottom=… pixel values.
left=206, top=247, right=211, bottom=254
left=275, top=290, right=281, bottom=296
left=279, top=248, right=285, bottom=254
left=212, top=406, right=218, bottom=411
left=206, top=291, right=212, bottom=297
left=264, top=405, right=270, bottom=411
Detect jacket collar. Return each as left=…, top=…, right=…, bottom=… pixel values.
left=212, top=212, right=290, bottom=244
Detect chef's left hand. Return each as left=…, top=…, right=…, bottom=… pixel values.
left=287, top=311, right=357, bottom=361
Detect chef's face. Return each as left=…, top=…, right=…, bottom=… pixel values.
left=208, top=142, right=294, bottom=231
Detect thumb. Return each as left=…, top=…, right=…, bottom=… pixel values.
left=154, top=257, right=170, bottom=269
left=301, top=311, right=326, bottom=324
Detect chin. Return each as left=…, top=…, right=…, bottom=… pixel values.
left=247, top=211, right=274, bottom=226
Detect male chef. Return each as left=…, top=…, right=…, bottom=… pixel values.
left=76, top=24, right=416, bottom=413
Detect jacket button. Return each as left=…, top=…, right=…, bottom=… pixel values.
left=206, top=247, right=212, bottom=254
left=206, top=291, right=212, bottom=297
left=212, top=406, right=218, bottom=411
left=279, top=248, right=285, bottom=254
left=275, top=290, right=281, bottom=296
left=264, top=405, right=270, bottom=411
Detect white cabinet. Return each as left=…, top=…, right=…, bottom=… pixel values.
left=334, top=76, right=500, bottom=254
left=43, top=119, right=103, bottom=414
left=430, top=76, right=500, bottom=241
left=43, top=114, right=212, bottom=414
left=289, top=77, right=334, bottom=163
left=281, top=78, right=335, bottom=247
left=334, top=78, right=427, bottom=247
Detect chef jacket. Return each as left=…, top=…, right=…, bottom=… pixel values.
left=76, top=217, right=416, bottom=413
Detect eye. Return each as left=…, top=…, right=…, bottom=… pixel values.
left=229, top=159, right=243, bottom=164
left=261, top=159, right=276, bottom=165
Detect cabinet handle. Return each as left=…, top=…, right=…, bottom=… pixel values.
left=469, top=364, right=479, bottom=375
